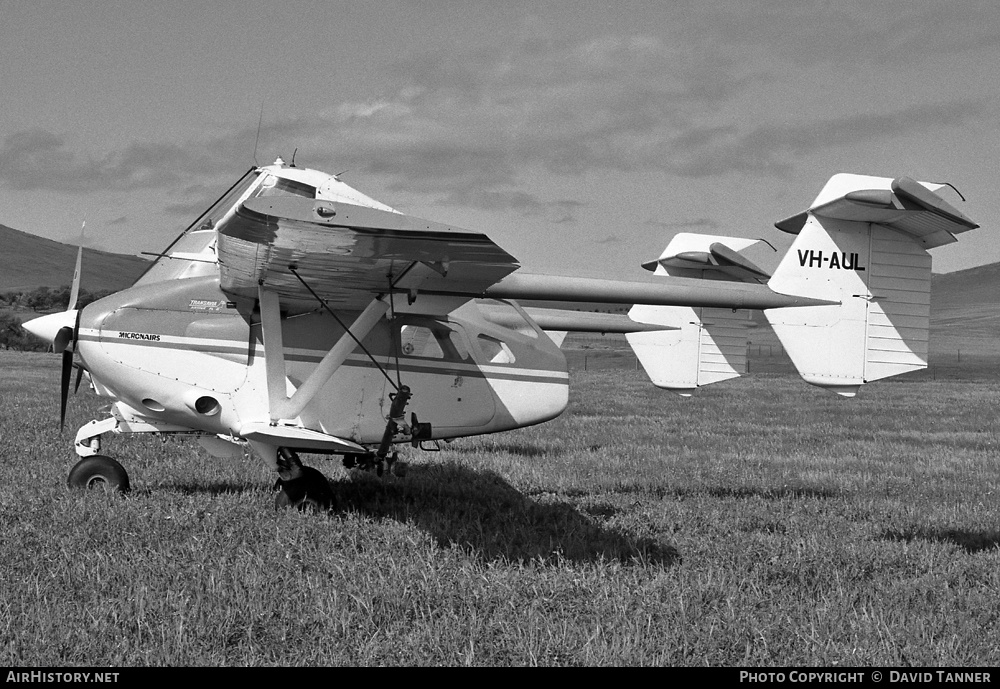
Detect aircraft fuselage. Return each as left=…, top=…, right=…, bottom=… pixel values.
left=75, top=276, right=569, bottom=448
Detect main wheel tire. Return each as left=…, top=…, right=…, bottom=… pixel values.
left=274, top=470, right=336, bottom=512
left=68, top=455, right=131, bottom=493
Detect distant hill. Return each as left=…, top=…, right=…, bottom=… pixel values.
left=0, top=224, right=150, bottom=293
left=931, top=262, right=1000, bottom=311
left=929, top=263, right=1000, bottom=355
left=742, top=264, right=1000, bottom=358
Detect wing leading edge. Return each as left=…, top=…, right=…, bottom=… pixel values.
left=216, top=195, right=520, bottom=312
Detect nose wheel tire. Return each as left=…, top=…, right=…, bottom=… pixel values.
left=68, top=455, right=131, bottom=493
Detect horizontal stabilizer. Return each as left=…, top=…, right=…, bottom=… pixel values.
left=775, top=174, right=978, bottom=249
left=641, top=233, right=770, bottom=283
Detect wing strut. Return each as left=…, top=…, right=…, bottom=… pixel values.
left=258, top=270, right=430, bottom=467
left=258, top=285, right=389, bottom=422
left=288, top=266, right=402, bottom=391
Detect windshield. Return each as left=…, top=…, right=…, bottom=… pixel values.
left=253, top=174, right=316, bottom=199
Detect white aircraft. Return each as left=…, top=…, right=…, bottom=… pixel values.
left=22, top=159, right=979, bottom=508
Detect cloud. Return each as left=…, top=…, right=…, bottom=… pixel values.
left=435, top=188, right=547, bottom=213
left=2, top=20, right=993, bottom=223
left=666, top=100, right=986, bottom=178
left=0, top=31, right=789, bottom=206
left=222, top=36, right=699, bottom=211
left=285, top=42, right=714, bottom=212
left=302, top=29, right=988, bottom=194
left=645, top=218, right=721, bottom=231
left=0, top=128, right=238, bottom=193
left=684, top=2, right=1000, bottom=67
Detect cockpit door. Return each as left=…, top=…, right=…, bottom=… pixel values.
left=383, top=318, right=496, bottom=435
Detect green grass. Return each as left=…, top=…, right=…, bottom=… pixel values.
left=2, top=351, right=1000, bottom=666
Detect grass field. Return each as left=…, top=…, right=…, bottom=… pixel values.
left=2, top=350, right=999, bottom=666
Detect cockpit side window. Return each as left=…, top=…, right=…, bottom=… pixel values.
left=399, top=325, right=444, bottom=358
left=397, top=321, right=474, bottom=362
left=477, top=335, right=516, bottom=364
left=475, top=299, right=538, bottom=339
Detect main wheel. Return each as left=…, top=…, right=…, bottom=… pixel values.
left=274, top=467, right=336, bottom=512
left=68, top=455, right=131, bottom=493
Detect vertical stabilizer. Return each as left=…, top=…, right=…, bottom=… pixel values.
left=627, top=233, right=758, bottom=395
left=627, top=304, right=749, bottom=396
left=764, top=173, right=967, bottom=396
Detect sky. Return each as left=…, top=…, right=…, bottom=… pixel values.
left=1, top=0, right=998, bottom=278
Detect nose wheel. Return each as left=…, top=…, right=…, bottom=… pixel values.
left=67, top=455, right=131, bottom=493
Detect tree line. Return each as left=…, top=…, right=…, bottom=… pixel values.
left=0, top=286, right=115, bottom=350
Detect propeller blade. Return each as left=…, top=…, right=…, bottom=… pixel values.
left=74, top=364, right=85, bottom=394
left=60, top=349, right=73, bottom=430
left=68, top=241, right=83, bottom=311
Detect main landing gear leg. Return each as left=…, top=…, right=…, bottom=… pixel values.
left=375, top=385, right=411, bottom=477
left=341, top=385, right=431, bottom=479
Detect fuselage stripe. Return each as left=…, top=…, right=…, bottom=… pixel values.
left=78, top=331, right=569, bottom=385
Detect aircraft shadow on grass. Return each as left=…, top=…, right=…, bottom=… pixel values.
left=880, top=527, right=1000, bottom=554
left=164, top=459, right=681, bottom=567
left=336, top=463, right=681, bottom=567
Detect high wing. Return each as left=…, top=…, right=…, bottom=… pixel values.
left=216, top=195, right=520, bottom=312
